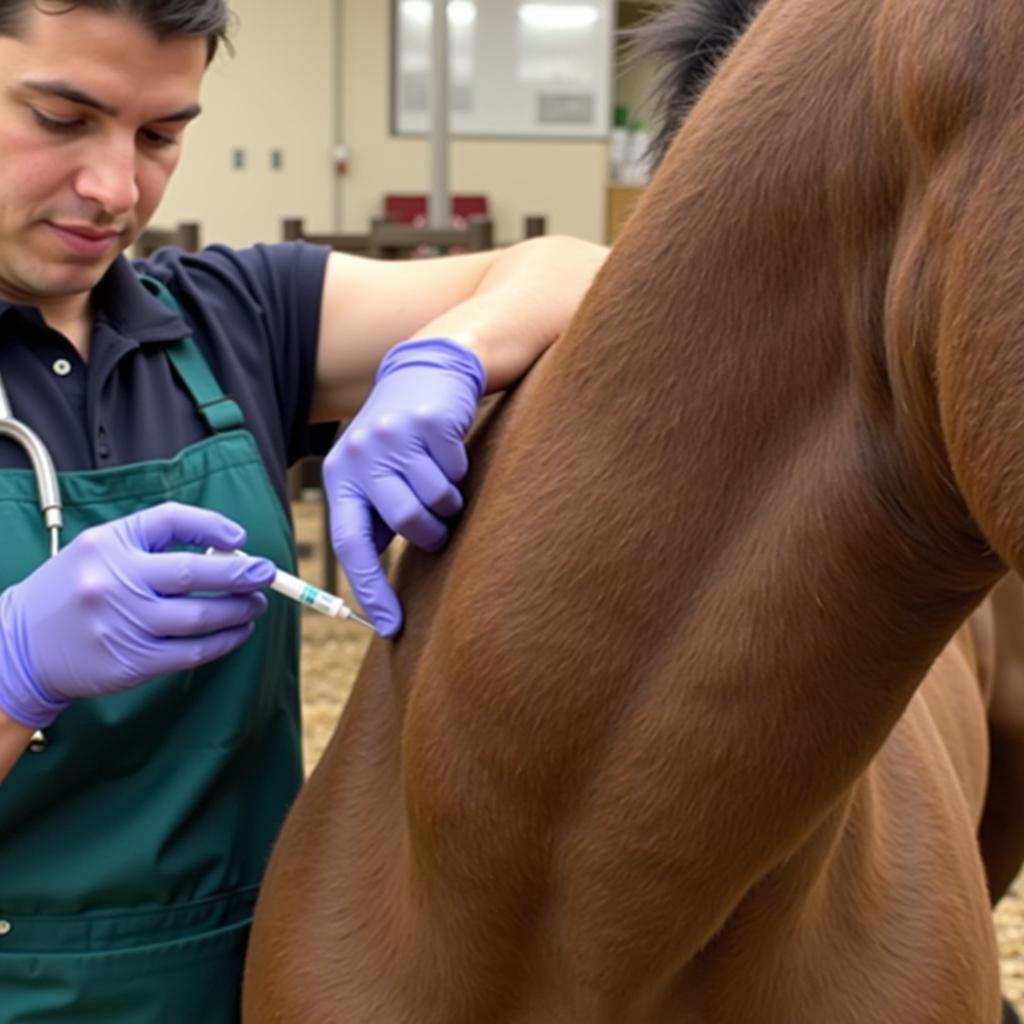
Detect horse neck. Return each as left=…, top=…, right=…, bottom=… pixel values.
left=339, top=0, right=1019, bottom=1007
left=533, top=0, right=1002, bottom=648
left=429, top=0, right=1009, bottom=818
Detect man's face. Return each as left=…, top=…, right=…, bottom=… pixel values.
left=0, top=6, right=207, bottom=306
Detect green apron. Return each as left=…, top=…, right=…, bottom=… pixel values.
left=0, top=276, right=303, bottom=1022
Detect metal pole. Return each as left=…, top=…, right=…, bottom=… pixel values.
left=429, top=0, right=450, bottom=228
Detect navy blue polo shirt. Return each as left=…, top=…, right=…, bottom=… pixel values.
left=0, top=242, right=334, bottom=511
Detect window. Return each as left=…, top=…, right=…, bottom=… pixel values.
left=392, top=0, right=613, bottom=138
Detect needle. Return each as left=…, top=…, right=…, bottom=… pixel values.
left=205, top=547, right=376, bottom=631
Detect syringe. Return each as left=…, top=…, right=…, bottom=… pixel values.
left=205, top=548, right=375, bottom=630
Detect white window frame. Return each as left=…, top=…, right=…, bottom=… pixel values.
left=391, top=0, right=614, bottom=140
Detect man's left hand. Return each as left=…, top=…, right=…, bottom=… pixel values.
left=323, top=337, right=486, bottom=637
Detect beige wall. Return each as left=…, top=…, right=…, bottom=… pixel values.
left=155, top=0, right=612, bottom=248
left=156, top=0, right=336, bottom=248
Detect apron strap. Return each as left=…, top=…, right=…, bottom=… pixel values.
left=135, top=273, right=246, bottom=434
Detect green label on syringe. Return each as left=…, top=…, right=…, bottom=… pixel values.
left=297, top=584, right=339, bottom=616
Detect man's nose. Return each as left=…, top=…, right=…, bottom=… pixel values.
left=73, top=139, right=140, bottom=216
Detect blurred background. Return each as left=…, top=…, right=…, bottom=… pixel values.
left=149, top=0, right=659, bottom=250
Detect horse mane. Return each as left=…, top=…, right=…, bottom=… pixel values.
left=628, top=0, right=767, bottom=168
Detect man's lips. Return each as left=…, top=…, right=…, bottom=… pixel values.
left=47, top=222, right=124, bottom=258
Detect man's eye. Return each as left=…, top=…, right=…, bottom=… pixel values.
left=32, top=109, right=82, bottom=133
left=139, top=128, right=175, bottom=148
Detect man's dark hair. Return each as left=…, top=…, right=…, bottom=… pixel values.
left=0, top=0, right=233, bottom=63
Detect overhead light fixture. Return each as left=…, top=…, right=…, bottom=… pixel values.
left=518, top=3, right=600, bottom=30
left=449, top=1, right=477, bottom=26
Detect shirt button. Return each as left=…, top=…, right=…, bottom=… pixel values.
left=52, top=358, right=72, bottom=377
left=97, top=445, right=111, bottom=459
left=28, top=730, right=47, bottom=753
left=0, top=921, right=11, bottom=937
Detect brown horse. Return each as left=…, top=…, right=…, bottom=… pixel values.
left=244, top=0, right=1024, bottom=1019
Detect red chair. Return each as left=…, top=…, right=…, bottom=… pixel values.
left=383, top=193, right=490, bottom=229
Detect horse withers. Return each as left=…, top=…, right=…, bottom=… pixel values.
left=244, top=0, right=1024, bottom=1019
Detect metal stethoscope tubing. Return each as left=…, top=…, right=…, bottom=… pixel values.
left=0, top=369, right=63, bottom=556
left=0, top=368, right=62, bottom=750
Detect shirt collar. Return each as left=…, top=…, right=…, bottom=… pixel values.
left=0, top=255, right=190, bottom=344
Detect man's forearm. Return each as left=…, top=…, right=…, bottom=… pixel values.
left=313, top=235, right=609, bottom=422
left=0, top=708, right=33, bottom=783
left=411, top=235, right=609, bottom=393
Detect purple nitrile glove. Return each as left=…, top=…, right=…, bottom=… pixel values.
left=324, top=337, right=486, bottom=637
left=0, top=501, right=277, bottom=728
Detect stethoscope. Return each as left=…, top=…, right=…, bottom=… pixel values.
left=0, top=367, right=63, bottom=752
left=0, top=367, right=63, bottom=556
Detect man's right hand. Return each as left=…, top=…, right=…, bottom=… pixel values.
left=0, top=502, right=276, bottom=728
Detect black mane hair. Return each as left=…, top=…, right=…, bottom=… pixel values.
left=627, top=0, right=767, bottom=169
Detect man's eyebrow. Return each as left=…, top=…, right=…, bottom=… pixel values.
left=20, top=79, right=201, bottom=121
